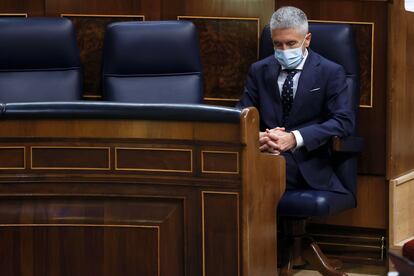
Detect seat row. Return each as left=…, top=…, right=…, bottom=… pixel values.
left=0, top=16, right=365, bottom=276
left=0, top=17, right=203, bottom=104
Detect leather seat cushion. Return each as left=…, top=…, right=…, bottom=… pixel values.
left=278, top=189, right=356, bottom=217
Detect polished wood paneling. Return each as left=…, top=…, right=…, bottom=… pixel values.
left=45, top=0, right=162, bottom=20
left=202, top=192, right=239, bottom=276
left=240, top=108, right=284, bottom=276
left=0, top=107, right=283, bottom=276
left=46, top=0, right=138, bottom=16
left=0, top=196, right=185, bottom=276
left=312, top=175, right=387, bottom=229
left=0, top=120, right=240, bottom=142
left=276, top=0, right=388, bottom=176
left=0, top=0, right=44, bottom=16
left=175, top=0, right=273, bottom=29
left=8, top=0, right=273, bottom=24
left=0, top=140, right=243, bottom=183
left=0, top=227, right=159, bottom=276
left=179, top=16, right=259, bottom=103
left=31, top=147, right=110, bottom=170
left=201, top=150, right=239, bottom=174
left=0, top=147, right=25, bottom=169
left=387, top=0, right=414, bottom=179
left=116, top=147, right=192, bottom=173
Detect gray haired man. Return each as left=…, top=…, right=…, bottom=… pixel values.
left=237, top=6, right=354, bottom=192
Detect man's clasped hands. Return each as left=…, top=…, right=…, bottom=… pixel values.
left=259, top=127, right=297, bottom=154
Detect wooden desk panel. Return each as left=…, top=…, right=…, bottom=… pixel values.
left=0, top=107, right=284, bottom=276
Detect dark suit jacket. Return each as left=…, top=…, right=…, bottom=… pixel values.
left=237, top=49, right=355, bottom=193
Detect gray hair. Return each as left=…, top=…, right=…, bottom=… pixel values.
left=270, top=6, right=308, bottom=35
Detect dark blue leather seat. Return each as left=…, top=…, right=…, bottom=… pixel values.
left=102, top=21, right=203, bottom=103
left=260, top=23, right=361, bottom=275
left=0, top=18, right=82, bottom=102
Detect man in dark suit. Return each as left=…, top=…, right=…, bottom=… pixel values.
left=237, top=6, right=355, bottom=193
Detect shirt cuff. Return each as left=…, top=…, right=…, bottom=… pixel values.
left=291, top=130, right=304, bottom=150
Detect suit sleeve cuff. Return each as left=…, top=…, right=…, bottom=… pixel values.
left=291, top=130, right=304, bottom=150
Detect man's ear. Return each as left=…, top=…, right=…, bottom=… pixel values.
left=305, top=32, right=312, bottom=48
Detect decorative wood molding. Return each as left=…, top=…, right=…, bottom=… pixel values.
left=202, top=191, right=240, bottom=276
left=31, top=146, right=111, bottom=170
left=201, top=150, right=239, bottom=174
left=0, top=146, right=26, bottom=170
left=115, top=147, right=193, bottom=173
left=61, top=14, right=145, bottom=19
left=0, top=13, right=27, bottom=17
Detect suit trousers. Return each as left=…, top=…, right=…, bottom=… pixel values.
left=283, top=151, right=309, bottom=190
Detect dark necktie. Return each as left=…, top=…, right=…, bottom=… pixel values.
left=281, top=69, right=299, bottom=125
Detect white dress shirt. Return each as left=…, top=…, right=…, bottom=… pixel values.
left=276, top=49, right=309, bottom=149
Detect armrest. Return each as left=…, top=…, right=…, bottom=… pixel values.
left=2, top=102, right=241, bottom=123
left=332, top=136, right=363, bottom=153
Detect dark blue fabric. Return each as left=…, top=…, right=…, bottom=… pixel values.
left=0, top=18, right=82, bottom=102
left=102, top=21, right=203, bottom=103
left=2, top=102, right=241, bottom=123
left=253, top=23, right=360, bottom=216
left=278, top=190, right=356, bottom=217
left=281, top=70, right=299, bottom=125
left=238, top=50, right=353, bottom=194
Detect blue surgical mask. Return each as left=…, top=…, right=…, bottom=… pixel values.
left=274, top=37, right=306, bottom=69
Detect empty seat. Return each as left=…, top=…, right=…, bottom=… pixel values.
left=102, top=21, right=203, bottom=103
left=0, top=17, right=82, bottom=102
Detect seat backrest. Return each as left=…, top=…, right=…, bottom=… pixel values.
left=0, top=18, right=82, bottom=102
left=259, top=23, right=360, bottom=197
left=102, top=21, right=203, bottom=104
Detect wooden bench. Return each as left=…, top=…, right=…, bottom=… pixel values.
left=0, top=102, right=284, bottom=276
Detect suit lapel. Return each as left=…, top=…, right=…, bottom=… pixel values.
left=288, top=50, right=320, bottom=124
left=264, top=58, right=283, bottom=126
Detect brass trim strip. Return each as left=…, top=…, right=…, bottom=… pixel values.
left=0, top=223, right=157, bottom=228
left=115, top=147, right=193, bottom=173
left=0, top=13, right=28, bottom=17
left=30, top=146, right=111, bottom=171
left=204, top=97, right=239, bottom=102
left=83, top=94, right=102, bottom=99
left=61, top=13, right=145, bottom=20
left=178, top=15, right=259, bottom=21
left=0, top=193, right=187, bottom=200
left=309, top=19, right=375, bottom=108
left=310, top=233, right=384, bottom=241
left=201, top=191, right=240, bottom=276
left=201, top=150, right=239, bottom=174
left=309, top=19, right=375, bottom=26
left=317, top=241, right=381, bottom=249
left=0, top=146, right=26, bottom=170
left=157, top=226, right=161, bottom=275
